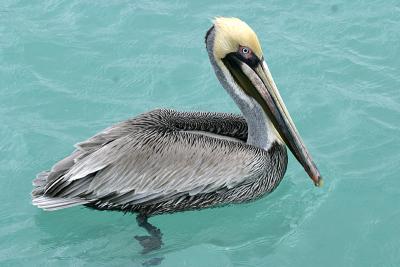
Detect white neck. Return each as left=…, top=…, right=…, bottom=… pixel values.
left=206, top=29, right=279, bottom=150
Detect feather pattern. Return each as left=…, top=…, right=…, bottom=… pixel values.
left=32, top=109, right=287, bottom=216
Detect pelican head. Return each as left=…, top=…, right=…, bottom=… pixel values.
left=205, top=17, right=322, bottom=187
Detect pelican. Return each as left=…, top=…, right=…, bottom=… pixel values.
left=32, top=17, right=322, bottom=253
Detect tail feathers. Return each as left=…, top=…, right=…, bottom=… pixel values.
left=32, top=196, right=90, bottom=211
left=32, top=171, right=90, bottom=211
left=32, top=171, right=50, bottom=197
left=33, top=171, right=49, bottom=187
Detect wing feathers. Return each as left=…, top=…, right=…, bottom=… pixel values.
left=32, top=109, right=264, bottom=211
left=32, top=196, right=90, bottom=211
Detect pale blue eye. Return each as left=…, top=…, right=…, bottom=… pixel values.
left=242, top=47, right=249, bottom=54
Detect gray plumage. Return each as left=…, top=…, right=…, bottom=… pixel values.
left=30, top=18, right=324, bottom=258
left=32, top=109, right=287, bottom=216
left=31, top=22, right=294, bottom=219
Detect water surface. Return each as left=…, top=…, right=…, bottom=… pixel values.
left=1, top=1, right=399, bottom=266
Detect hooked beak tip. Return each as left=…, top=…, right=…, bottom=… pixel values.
left=314, top=176, right=324, bottom=187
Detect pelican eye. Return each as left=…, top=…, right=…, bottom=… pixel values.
left=241, top=47, right=250, bottom=54
left=235, top=45, right=259, bottom=67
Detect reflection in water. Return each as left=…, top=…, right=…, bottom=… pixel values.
left=32, top=179, right=321, bottom=266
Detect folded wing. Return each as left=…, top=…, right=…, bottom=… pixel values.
left=32, top=109, right=266, bottom=211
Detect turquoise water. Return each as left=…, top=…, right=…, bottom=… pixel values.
left=1, top=1, right=400, bottom=266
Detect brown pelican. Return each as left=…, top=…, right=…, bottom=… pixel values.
left=32, top=17, right=322, bottom=254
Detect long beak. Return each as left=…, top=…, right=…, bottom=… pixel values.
left=223, top=54, right=323, bottom=187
